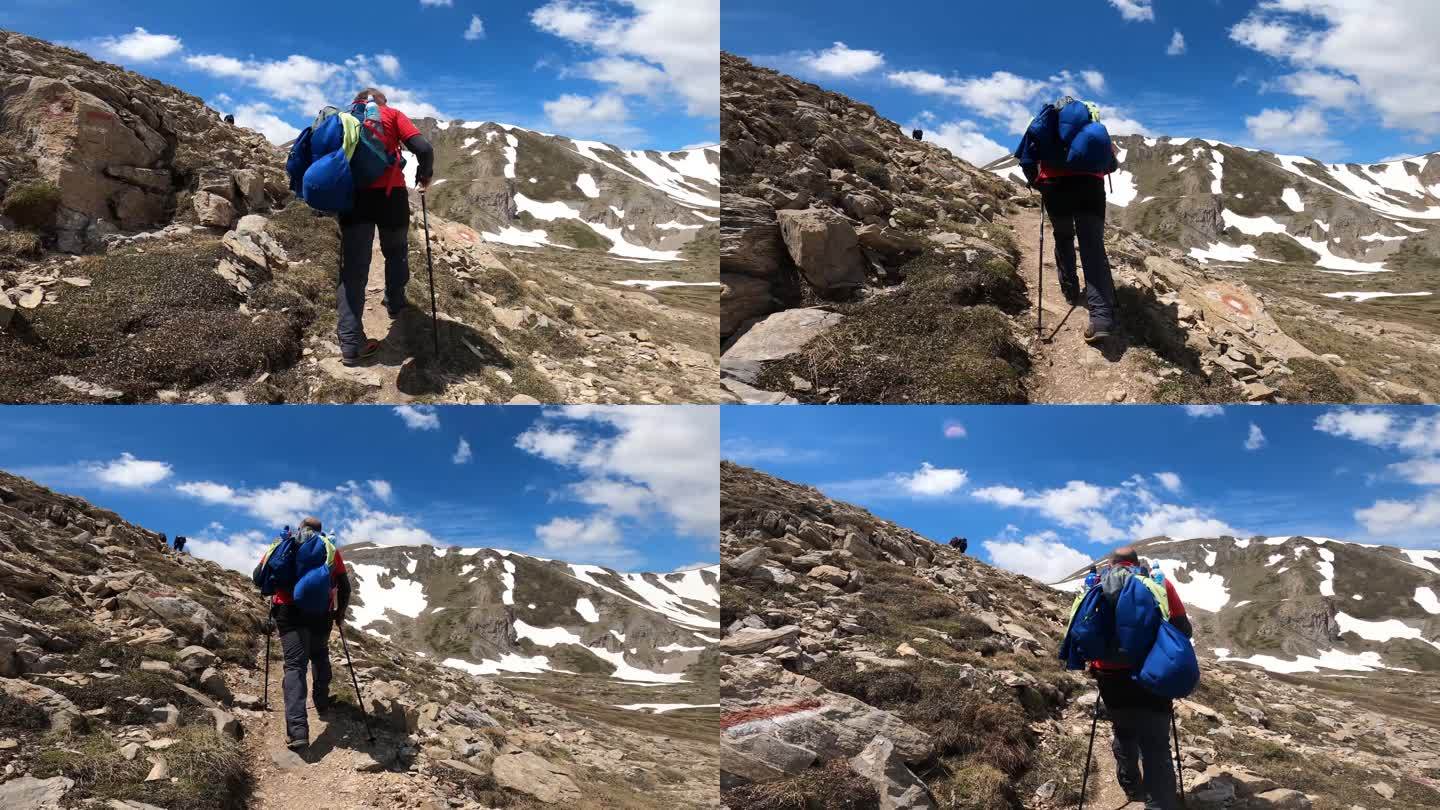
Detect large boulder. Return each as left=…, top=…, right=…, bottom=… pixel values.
left=849, top=737, right=934, bottom=810
left=0, top=677, right=84, bottom=732
left=721, top=194, right=792, bottom=281
left=719, top=625, right=799, bottom=655
left=120, top=591, right=219, bottom=646
left=491, top=751, right=581, bottom=804
left=192, top=191, right=236, bottom=228
left=0, top=775, right=74, bottom=809
left=721, top=273, right=778, bottom=337
left=775, top=207, right=868, bottom=295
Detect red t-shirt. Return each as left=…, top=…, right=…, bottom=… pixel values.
left=1038, top=162, right=1106, bottom=181
left=271, top=549, right=347, bottom=609
left=366, top=105, right=421, bottom=192
left=1090, top=564, right=1187, bottom=672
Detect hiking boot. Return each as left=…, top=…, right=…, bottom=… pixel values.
left=1084, top=324, right=1111, bottom=344
left=286, top=736, right=307, bottom=751
left=340, top=339, right=381, bottom=367
left=382, top=297, right=413, bottom=318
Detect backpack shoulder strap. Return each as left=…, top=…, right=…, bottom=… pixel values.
left=259, top=539, right=281, bottom=568
left=1140, top=577, right=1171, bottom=621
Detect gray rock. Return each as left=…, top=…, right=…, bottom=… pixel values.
left=775, top=207, right=868, bottom=295
left=270, top=746, right=307, bottom=770
left=726, top=547, right=769, bottom=575
left=0, top=677, right=83, bottom=732
left=849, top=737, right=935, bottom=810
left=176, top=645, right=219, bottom=676
left=1253, top=788, right=1312, bottom=809
left=721, top=733, right=816, bottom=782
left=720, top=626, right=800, bottom=655
left=721, top=307, right=843, bottom=382
left=207, top=708, right=242, bottom=741
left=0, top=775, right=73, bottom=809
left=492, top=751, right=581, bottom=804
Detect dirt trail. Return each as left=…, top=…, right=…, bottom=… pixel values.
left=1006, top=207, right=1160, bottom=404
left=1068, top=705, right=1146, bottom=810
left=316, top=232, right=418, bottom=401
left=241, top=629, right=431, bottom=810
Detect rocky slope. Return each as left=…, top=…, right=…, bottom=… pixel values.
left=341, top=542, right=718, bottom=688
left=0, top=469, right=718, bottom=809
left=1055, top=535, right=1440, bottom=677
left=719, top=461, right=1440, bottom=809
left=415, top=119, right=718, bottom=260
left=0, top=29, right=720, bottom=405
left=720, top=51, right=1437, bottom=404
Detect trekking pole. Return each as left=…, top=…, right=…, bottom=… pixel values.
left=261, top=613, right=272, bottom=711
left=336, top=622, right=375, bottom=744
left=1037, top=194, right=1046, bottom=341
left=1172, top=711, right=1188, bottom=809
left=1077, top=698, right=1100, bottom=810
left=420, top=188, right=440, bottom=361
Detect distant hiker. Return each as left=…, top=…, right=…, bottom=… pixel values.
left=223, top=113, right=235, bottom=125
left=251, top=516, right=351, bottom=751
left=1083, top=564, right=1100, bottom=590
left=1060, top=546, right=1197, bottom=810
left=173, top=535, right=187, bottom=553
left=912, top=128, right=923, bottom=141
left=1013, top=95, right=1122, bottom=343
left=948, top=536, right=968, bottom=553
left=1152, top=563, right=1165, bottom=585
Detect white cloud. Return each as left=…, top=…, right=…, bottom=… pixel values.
left=576, top=57, right=668, bottom=96
left=1184, top=405, right=1225, bottom=418
left=942, top=421, right=967, bottom=439
left=515, top=405, right=718, bottom=545
left=453, top=437, right=473, bottom=465
left=912, top=118, right=1011, bottom=167
left=542, top=93, right=638, bottom=140
left=184, top=527, right=272, bottom=573
left=176, top=480, right=333, bottom=526
left=185, top=50, right=446, bottom=124
left=340, top=506, right=437, bottom=546
left=90, top=453, right=173, bottom=488
left=799, top=41, right=885, bottom=78
left=229, top=102, right=299, bottom=145
left=1356, top=493, right=1440, bottom=537
left=973, top=480, right=1123, bottom=541
left=420, top=0, right=453, bottom=6
left=533, top=515, right=635, bottom=567
left=1245, top=423, right=1268, bottom=451
left=1277, top=70, right=1360, bottom=109
left=96, top=27, right=183, bottom=62
left=889, top=68, right=1147, bottom=136
left=1390, top=458, right=1440, bottom=486
left=1155, top=472, right=1182, bottom=493
left=984, top=528, right=1093, bottom=584
left=393, top=405, right=441, bottom=431
left=1315, top=409, right=1440, bottom=541
left=368, top=480, right=394, bottom=503
left=1128, top=503, right=1239, bottom=540
left=1167, top=29, right=1187, bottom=56
left=375, top=54, right=401, bottom=78
left=1230, top=1, right=1440, bottom=136
left=531, top=0, right=719, bottom=118
left=895, top=462, right=968, bottom=497
left=1107, top=0, right=1155, bottom=23
left=1245, top=106, right=1335, bottom=152
left=464, top=15, right=486, bottom=41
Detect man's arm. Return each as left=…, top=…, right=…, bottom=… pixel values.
left=333, top=555, right=351, bottom=620
left=405, top=133, right=435, bottom=187
left=1164, top=579, right=1193, bottom=638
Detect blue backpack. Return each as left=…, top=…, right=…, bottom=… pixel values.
left=285, top=98, right=404, bottom=213
left=253, top=528, right=337, bottom=617
left=1059, top=566, right=1199, bottom=698
left=1015, top=97, right=1119, bottom=176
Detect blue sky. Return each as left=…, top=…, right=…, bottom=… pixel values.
left=723, top=0, right=1440, bottom=165
left=1, top=0, right=717, bottom=148
left=723, top=405, right=1440, bottom=583
left=4, top=405, right=718, bottom=574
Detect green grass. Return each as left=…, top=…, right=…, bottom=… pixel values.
left=725, top=758, right=880, bottom=810
left=1, top=180, right=61, bottom=230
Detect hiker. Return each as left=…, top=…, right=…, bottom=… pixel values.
left=1152, top=563, right=1165, bottom=585
left=912, top=128, right=923, bottom=141
left=336, top=88, right=435, bottom=366
left=1083, top=564, right=1099, bottom=589
left=173, top=535, right=187, bottom=553
left=252, top=516, right=351, bottom=751
left=948, top=536, right=968, bottom=553
left=1069, top=546, right=1194, bottom=809
left=223, top=113, right=235, bottom=125
left=1013, top=95, right=1122, bottom=343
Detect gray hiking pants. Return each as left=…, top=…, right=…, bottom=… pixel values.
left=279, top=615, right=333, bottom=743
left=1110, top=706, right=1178, bottom=810
left=1049, top=211, right=1118, bottom=332
left=337, top=222, right=409, bottom=359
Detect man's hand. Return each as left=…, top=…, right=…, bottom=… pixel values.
left=416, top=176, right=432, bottom=194
left=332, top=607, right=346, bottom=622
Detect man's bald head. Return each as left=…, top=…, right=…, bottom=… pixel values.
left=300, top=516, right=322, bottom=531
left=1110, top=546, right=1140, bottom=565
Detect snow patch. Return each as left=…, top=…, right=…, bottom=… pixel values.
left=575, top=173, right=599, bottom=198
left=1290, top=234, right=1390, bottom=273
left=613, top=280, right=721, bottom=291
left=1415, top=587, right=1440, bottom=614
left=575, top=597, right=599, bottom=623
left=1107, top=170, right=1138, bottom=207
left=1322, top=291, right=1431, bottom=302
left=1218, top=648, right=1391, bottom=674
left=1316, top=547, right=1335, bottom=597
left=443, top=654, right=559, bottom=676
left=1189, top=242, right=1258, bottom=264
left=500, top=560, right=516, bottom=606
left=1222, top=210, right=1287, bottom=236
left=513, top=618, right=585, bottom=647
left=614, top=703, right=718, bottom=713
left=348, top=563, right=428, bottom=630
left=1336, top=612, right=1440, bottom=650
